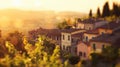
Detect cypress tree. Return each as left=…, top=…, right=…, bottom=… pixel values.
left=97, top=7, right=101, bottom=17
left=89, top=9, right=92, bottom=18
left=102, top=2, right=110, bottom=17
left=113, top=3, right=119, bottom=17
left=119, top=5, right=120, bottom=16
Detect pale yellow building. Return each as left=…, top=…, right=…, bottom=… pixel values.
left=61, top=29, right=86, bottom=54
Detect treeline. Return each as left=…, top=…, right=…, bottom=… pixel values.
left=89, top=1, right=120, bottom=18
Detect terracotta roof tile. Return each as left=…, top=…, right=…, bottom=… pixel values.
left=78, top=18, right=104, bottom=24
left=61, top=29, right=83, bottom=33
left=90, top=33, right=120, bottom=44
left=85, top=29, right=99, bottom=34
left=99, top=21, right=120, bottom=30
left=71, top=32, right=84, bottom=37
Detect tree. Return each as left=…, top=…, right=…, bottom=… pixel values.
left=89, top=9, right=92, bottom=17
left=6, top=31, right=24, bottom=52
left=5, top=41, right=17, bottom=57
left=112, top=3, right=120, bottom=17
left=57, top=20, right=72, bottom=29
left=97, top=7, right=101, bottom=17
left=90, top=53, right=101, bottom=67
left=43, top=36, right=56, bottom=55
left=102, top=2, right=110, bottom=17
left=50, top=45, right=61, bottom=63
left=119, top=5, right=120, bottom=16
left=102, top=46, right=119, bottom=63
left=68, top=56, right=80, bottom=65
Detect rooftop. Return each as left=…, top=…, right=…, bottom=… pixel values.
left=71, top=32, right=84, bottom=37
left=29, top=28, right=62, bottom=36
left=61, top=29, right=84, bottom=33
left=90, top=32, right=120, bottom=44
left=85, top=29, right=99, bottom=34
left=99, top=21, right=120, bottom=30
left=77, top=18, right=105, bottom=24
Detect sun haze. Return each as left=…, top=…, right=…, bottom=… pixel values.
left=0, top=0, right=120, bottom=13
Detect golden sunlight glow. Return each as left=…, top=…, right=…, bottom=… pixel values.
left=11, top=0, right=22, bottom=7
left=14, top=19, right=23, bottom=28
left=0, top=0, right=120, bottom=13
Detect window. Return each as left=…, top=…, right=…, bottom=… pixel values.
left=63, top=35, right=65, bottom=40
left=79, top=52, right=82, bottom=56
left=68, top=35, right=70, bottom=41
left=83, top=52, right=86, bottom=57
left=93, top=44, right=96, bottom=50
left=86, top=36, right=88, bottom=42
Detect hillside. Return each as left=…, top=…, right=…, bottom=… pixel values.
left=0, top=9, right=87, bottom=36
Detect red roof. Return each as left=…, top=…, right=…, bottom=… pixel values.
left=99, top=21, right=120, bottom=30
left=85, top=29, right=99, bottom=34
left=71, top=32, right=84, bottom=37
left=61, top=29, right=84, bottom=33
left=78, top=18, right=105, bottom=24
left=90, top=32, right=120, bottom=44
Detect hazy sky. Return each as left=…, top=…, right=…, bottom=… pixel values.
left=0, top=0, right=120, bottom=13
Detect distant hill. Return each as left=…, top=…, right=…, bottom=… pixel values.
left=0, top=9, right=87, bottom=19
left=57, top=11, right=87, bottom=18
left=0, top=9, right=87, bottom=36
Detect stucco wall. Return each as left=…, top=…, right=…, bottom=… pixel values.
left=84, top=24, right=94, bottom=30
left=77, top=42, right=89, bottom=60
left=61, top=33, right=71, bottom=50
left=84, top=33, right=98, bottom=41
left=94, top=21, right=107, bottom=28
left=90, top=41, right=111, bottom=53
left=98, top=28, right=113, bottom=34
left=77, top=23, right=85, bottom=29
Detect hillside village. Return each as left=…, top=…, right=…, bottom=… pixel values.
left=29, top=17, right=120, bottom=61
left=0, top=1, right=120, bottom=67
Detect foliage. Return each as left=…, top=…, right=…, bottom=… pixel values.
left=0, top=35, right=74, bottom=67
left=43, top=37, right=56, bottom=55
left=112, top=3, right=120, bottom=17
left=5, top=41, right=17, bottom=57
left=68, top=55, right=80, bottom=65
left=6, top=31, right=24, bottom=51
left=90, top=53, right=101, bottom=67
left=89, top=9, right=92, bottom=18
left=96, top=7, right=101, bottom=17
left=57, top=20, right=72, bottom=29
left=90, top=46, right=119, bottom=67
left=101, top=1, right=120, bottom=17
left=105, top=15, right=117, bottom=22
left=102, top=46, right=119, bottom=63
left=102, top=2, right=110, bottom=17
